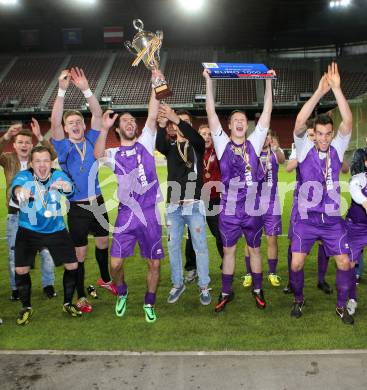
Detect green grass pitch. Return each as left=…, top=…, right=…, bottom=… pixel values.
left=0, top=165, right=366, bottom=351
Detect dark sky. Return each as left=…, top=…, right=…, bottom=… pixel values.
left=0, top=0, right=366, bottom=52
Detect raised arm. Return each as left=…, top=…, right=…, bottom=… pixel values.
left=30, top=117, right=57, bottom=161
left=326, top=62, right=353, bottom=136
left=94, top=110, right=118, bottom=159
left=51, top=70, right=70, bottom=141
left=70, top=67, right=103, bottom=131
left=294, top=74, right=330, bottom=136
left=258, top=70, right=275, bottom=130
left=203, top=69, right=221, bottom=133
left=145, top=70, right=161, bottom=134
left=0, top=123, right=22, bottom=156
left=158, top=103, right=205, bottom=151
left=155, top=120, right=170, bottom=156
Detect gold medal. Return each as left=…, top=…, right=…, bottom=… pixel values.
left=231, top=143, right=251, bottom=172
left=74, top=141, right=86, bottom=173
left=203, top=149, right=214, bottom=179
left=34, top=176, right=51, bottom=218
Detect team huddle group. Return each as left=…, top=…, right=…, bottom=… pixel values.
left=1, top=62, right=366, bottom=326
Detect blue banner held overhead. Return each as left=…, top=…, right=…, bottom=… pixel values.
left=202, top=63, right=276, bottom=79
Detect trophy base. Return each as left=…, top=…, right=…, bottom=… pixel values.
left=154, top=83, right=173, bottom=100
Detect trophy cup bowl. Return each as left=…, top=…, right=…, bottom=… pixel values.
left=125, top=19, right=172, bottom=100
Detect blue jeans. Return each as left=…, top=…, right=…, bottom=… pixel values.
left=166, top=201, right=210, bottom=288
left=6, top=213, right=55, bottom=290
left=356, top=251, right=364, bottom=277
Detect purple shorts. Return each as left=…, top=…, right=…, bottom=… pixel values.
left=346, top=218, right=367, bottom=262
left=219, top=213, right=262, bottom=248
left=262, top=213, right=282, bottom=236
left=110, top=205, right=164, bottom=260
left=291, top=215, right=350, bottom=257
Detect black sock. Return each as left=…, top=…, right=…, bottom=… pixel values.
left=15, top=273, right=32, bottom=308
left=63, top=268, right=78, bottom=305
left=76, top=262, right=86, bottom=299
left=95, top=247, right=110, bottom=282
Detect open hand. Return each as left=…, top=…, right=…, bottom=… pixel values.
left=326, top=62, right=340, bottom=90
left=70, top=67, right=90, bottom=91
left=317, top=74, right=331, bottom=96
left=30, top=118, right=42, bottom=141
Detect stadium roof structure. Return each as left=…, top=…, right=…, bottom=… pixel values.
left=0, top=0, right=366, bottom=52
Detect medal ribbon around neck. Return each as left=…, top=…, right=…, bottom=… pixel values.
left=203, top=149, right=214, bottom=178
left=34, top=175, right=52, bottom=218
left=231, top=142, right=251, bottom=172
left=74, top=140, right=87, bottom=170
left=260, top=147, right=271, bottom=176
left=315, top=145, right=331, bottom=183
left=176, top=140, right=192, bottom=169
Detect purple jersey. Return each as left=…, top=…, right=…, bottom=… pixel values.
left=294, top=130, right=350, bottom=219
left=258, top=149, right=280, bottom=215
left=212, top=123, right=268, bottom=217
left=106, top=126, right=161, bottom=210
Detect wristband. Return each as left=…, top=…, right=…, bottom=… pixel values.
left=57, top=88, right=66, bottom=98
left=83, top=88, right=93, bottom=98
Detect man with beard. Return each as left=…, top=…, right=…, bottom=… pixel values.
left=94, top=70, right=163, bottom=323
left=0, top=120, right=56, bottom=301
left=290, top=63, right=354, bottom=324
left=11, top=146, right=80, bottom=325
left=51, top=67, right=115, bottom=314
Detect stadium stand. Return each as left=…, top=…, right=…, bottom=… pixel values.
left=0, top=50, right=367, bottom=111
left=163, top=48, right=213, bottom=105
left=0, top=55, right=64, bottom=109
left=101, top=52, right=151, bottom=106
left=268, top=58, right=315, bottom=104
left=0, top=57, right=12, bottom=75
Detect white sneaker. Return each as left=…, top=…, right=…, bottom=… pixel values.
left=199, top=286, right=212, bottom=305
left=347, top=299, right=357, bottom=315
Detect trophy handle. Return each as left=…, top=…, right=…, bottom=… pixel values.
left=124, top=41, right=136, bottom=56
left=133, top=19, right=144, bottom=32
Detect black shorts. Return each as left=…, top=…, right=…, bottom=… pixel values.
left=67, top=195, right=109, bottom=247
left=15, top=227, right=77, bottom=267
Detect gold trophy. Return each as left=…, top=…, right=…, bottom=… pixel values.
left=125, top=19, right=172, bottom=100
